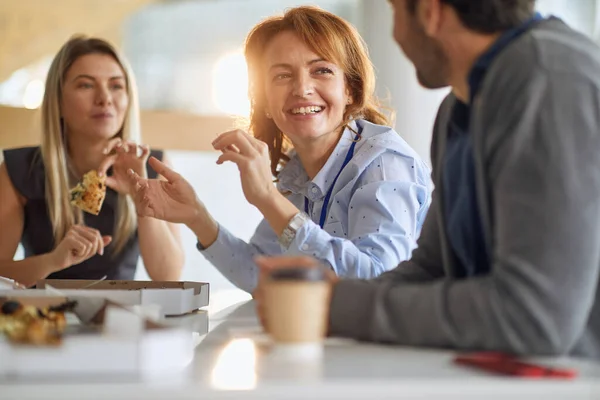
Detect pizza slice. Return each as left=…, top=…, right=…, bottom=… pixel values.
left=69, top=170, right=107, bottom=216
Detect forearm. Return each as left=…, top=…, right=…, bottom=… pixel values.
left=198, top=224, right=270, bottom=293
left=185, top=204, right=269, bottom=292
left=0, top=254, right=59, bottom=287
left=138, top=217, right=184, bottom=281
left=329, top=263, right=593, bottom=356
left=285, top=220, right=411, bottom=278
left=254, top=191, right=300, bottom=236
left=185, top=204, right=219, bottom=249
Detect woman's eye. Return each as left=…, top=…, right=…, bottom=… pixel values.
left=111, top=84, right=125, bottom=90
left=273, top=73, right=291, bottom=81
left=78, top=83, right=93, bottom=89
left=314, top=67, right=334, bottom=75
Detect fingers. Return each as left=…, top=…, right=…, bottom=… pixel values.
left=216, top=151, right=245, bottom=166
left=65, top=229, right=90, bottom=260
left=225, top=144, right=240, bottom=153
left=97, top=154, right=117, bottom=177
left=118, top=141, right=149, bottom=158
left=102, top=137, right=123, bottom=155
left=133, top=192, right=154, bottom=218
left=127, top=168, right=148, bottom=189
left=99, top=140, right=150, bottom=177
left=102, top=236, right=113, bottom=247
left=148, top=156, right=181, bottom=182
left=68, top=236, right=89, bottom=259
left=72, top=225, right=105, bottom=256
left=104, top=176, right=118, bottom=191
left=139, top=144, right=151, bottom=161
left=126, top=169, right=155, bottom=218
left=212, top=130, right=258, bottom=156
left=254, top=290, right=268, bottom=332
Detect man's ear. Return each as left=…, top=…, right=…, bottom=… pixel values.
left=420, top=0, right=443, bottom=37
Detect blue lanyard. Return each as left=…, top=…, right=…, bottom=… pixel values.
left=304, top=131, right=360, bottom=228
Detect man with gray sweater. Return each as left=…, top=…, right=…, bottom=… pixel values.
left=256, top=0, right=600, bottom=358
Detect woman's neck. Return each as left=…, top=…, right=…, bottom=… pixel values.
left=66, top=134, right=111, bottom=178
left=293, top=126, right=346, bottom=180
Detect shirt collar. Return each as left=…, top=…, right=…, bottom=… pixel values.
left=468, top=12, right=544, bottom=103
left=277, top=120, right=359, bottom=198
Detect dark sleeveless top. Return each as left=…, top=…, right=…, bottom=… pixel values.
left=2, top=146, right=164, bottom=280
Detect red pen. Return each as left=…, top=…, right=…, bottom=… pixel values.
left=454, top=352, right=578, bottom=379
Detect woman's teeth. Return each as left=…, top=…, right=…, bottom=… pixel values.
left=291, top=106, right=323, bottom=115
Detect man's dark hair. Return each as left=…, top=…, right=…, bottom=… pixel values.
left=406, top=0, right=536, bottom=33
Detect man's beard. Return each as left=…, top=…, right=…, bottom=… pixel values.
left=410, top=24, right=450, bottom=89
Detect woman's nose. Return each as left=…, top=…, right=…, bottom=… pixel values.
left=95, top=86, right=112, bottom=106
left=292, top=75, right=314, bottom=98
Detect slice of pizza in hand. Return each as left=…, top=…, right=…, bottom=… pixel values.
left=70, top=170, right=107, bottom=215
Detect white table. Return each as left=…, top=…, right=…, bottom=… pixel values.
left=1, top=300, right=600, bottom=400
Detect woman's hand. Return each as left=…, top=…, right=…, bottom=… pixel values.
left=50, top=225, right=112, bottom=271
left=212, top=130, right=276, bottom=209
left=98, top=138, right=150, bottom=196
left=127, top=156, right=204, bottom=225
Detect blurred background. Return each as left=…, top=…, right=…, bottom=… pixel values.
left=1, top=0, right=598, bottom=307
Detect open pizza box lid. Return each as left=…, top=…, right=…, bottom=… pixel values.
left=31, top=279, right=210, bottom=317
left=0, top=295, right=68, bottom=309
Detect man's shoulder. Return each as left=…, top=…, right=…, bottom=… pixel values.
left=492, top=18, right=600, bottom=85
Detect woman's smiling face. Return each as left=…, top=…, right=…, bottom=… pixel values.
left=263, top=31, right=351, bottom=144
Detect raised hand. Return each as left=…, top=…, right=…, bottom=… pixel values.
left=98, top=138, right=151, bottom=196
left=127, top=156, right=203, bottom=224
left=212, top=130, right=276, bottom=208
left=50, top=225, right=112, bottom=271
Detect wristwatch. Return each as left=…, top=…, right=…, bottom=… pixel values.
left=278, top=212, right=310, bottom=249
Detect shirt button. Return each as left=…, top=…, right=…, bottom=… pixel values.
left=301, top=244, right=309, bottom=251
left=311, top=187, right=318, bottom=194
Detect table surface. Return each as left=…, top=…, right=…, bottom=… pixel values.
left=1, top=300, right=600, bottom=400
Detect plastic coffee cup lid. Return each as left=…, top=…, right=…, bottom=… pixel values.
left=269, top=267, right=327, bottom=281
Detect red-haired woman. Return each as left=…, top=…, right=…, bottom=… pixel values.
left=128, top=6, right=430, bottom=293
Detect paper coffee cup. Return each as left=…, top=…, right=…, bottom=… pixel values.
left=264, top=267, right=330, bottom=345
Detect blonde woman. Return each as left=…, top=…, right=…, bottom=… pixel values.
left=127, top=6, right=431, bottom=294
left=0, top=36, right=184, bottom=287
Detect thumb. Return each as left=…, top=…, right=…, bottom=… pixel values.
left=97, top=155, right=117, bottom=177
left=105, top=176, right=118, bottom=190
left=102, top=236, right=113, bottom=246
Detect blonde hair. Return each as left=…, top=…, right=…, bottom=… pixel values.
left=41, top=35, right=140, bottom=255
left=245, top=6, right=391, bottom=176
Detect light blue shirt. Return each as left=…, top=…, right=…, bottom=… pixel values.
left=200, top=119, right=431, bottom=293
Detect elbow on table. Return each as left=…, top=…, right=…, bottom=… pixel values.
left=510, top=315, right=585, bottom=357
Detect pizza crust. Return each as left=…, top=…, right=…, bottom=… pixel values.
left=69, top=170, right=107, bottom=216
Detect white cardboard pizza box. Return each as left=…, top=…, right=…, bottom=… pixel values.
left=0, top=305, right=196, bottom=378
left=31, top=279, right=210, bottom=316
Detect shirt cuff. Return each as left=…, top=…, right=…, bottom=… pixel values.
left=284, top=219, right=328, bottom=257
left=197, top=223, right=234, bottom=257
left=329, top=279, right=377, bottom=339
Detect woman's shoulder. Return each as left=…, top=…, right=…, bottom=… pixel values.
left=2, top=146, right=45, bottom=199
left=351, top=120, right=431, bottom=186
left=354, top=119, right=423, bottom=163
left=3, top=146, right=41, bottom=163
